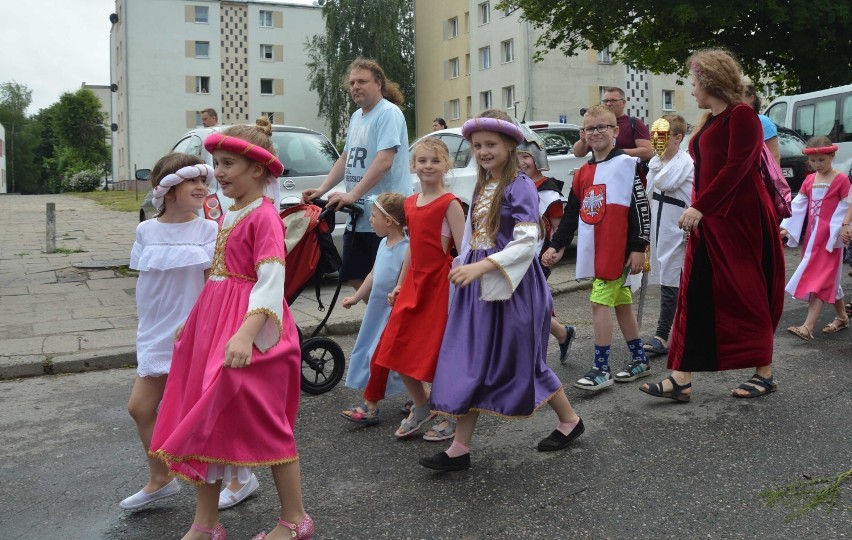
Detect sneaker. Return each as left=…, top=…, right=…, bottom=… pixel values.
left=218, top=473, right=259, bottom=510
left=119, top=479, right=180, bottom=510
left=558, top=325, right=576, bottom=364
left=614, top=359, right=651, bottom=382
left=573, top=367, right=614, bottom=391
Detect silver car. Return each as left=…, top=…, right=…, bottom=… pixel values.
left=138, top=125, right=347, bottom=249
left=409, top=123, right=588, bottom=211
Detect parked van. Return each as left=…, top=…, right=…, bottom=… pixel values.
left=764, top=84, right=852, bottom=178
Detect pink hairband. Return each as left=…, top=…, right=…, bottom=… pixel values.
left=203, top=132, right=284, bottom=177
left=152, top=164, right=214, bottom=209
left=461, top=117, right=524, bottom=143
left=802, top=145, right=838, bottom=155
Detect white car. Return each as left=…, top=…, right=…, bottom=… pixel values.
left=138, top=124, right=347, bottom=251
left=409, top=123, right=588, bottom=210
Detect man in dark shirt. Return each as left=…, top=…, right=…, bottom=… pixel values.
left=573, top=87, right=653, bottom=161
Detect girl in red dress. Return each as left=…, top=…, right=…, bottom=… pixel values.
left=150, top=118, right=313, bottom=540
left=366, top=138, right=466, bottom=438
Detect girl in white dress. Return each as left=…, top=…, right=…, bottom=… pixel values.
left=119, top=153, right=218, bottom=510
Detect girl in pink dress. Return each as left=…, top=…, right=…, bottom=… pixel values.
left=150, top=118, right=313, bottom=540
left=120, top=154, right=217, bottom=511
left=782, top=136, right=851, bottom=341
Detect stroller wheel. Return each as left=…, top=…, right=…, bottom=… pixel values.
left=300, top=336, right=345, bottom=395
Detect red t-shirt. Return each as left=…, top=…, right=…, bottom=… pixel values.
left=615, top=114, right=650, bottom=150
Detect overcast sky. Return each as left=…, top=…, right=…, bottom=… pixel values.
left=0, top=0, right=317, bottom=116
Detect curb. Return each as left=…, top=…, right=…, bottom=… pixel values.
left=0, top=281, right=592, bottom=382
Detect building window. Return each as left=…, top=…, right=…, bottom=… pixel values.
left=195, top=41, right=209, bottom=58
left=195, top=111, right=203, bottom=126
left=598, top=47, right=611, bottom=64
left=478, top=2, right=490, bottom=25
left=260, top=79, right=274, bottom=95
left=503, top=85, right=515, bottom=109
left=449, top=57, right=460, bottom=79
left=502, top=7, right=513, bottom=17
left=196, top=76, right=209, bottom=94
left=480, top=90, right=492, bottom=109
left=261, top=111, right=275, bottom=122
left=663, top=90, right=675, bottom=111
left=465, top=53, right=471, bottom=75
left=259, top=10, right=273, bottom=27
left=450, top=99, right=461, bottom=120
left=260, top=44, right=273, bottom=61
left=194, top=6, right=208, bottom=23
left=479, top=46, right=491, bottom=70
left=448, top=16, right=458, bottom=38
left=501, top=39, right=514, bottom=63
left=464, top=11, right=469, bottom=33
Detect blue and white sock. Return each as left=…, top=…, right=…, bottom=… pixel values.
left=627, top=338, right=648, bottom=364
left=593, top=344, right=611, bottom=372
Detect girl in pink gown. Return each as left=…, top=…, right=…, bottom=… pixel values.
left=782, top=137, right=851, bottom=341
left=150, top=118, right=313, bottom=540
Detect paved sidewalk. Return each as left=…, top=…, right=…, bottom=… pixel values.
left=0, top=194, right=588, bottom=380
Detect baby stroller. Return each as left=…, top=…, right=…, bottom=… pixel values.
left=280, top=201, right=356, bottom=395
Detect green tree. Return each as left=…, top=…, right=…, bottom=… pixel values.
left=30, top=104, right=62, bottom=193
left=0, top=81, right=39, bottom=193
left=51, top=88, right=109, bottom=181
left=499, top=0, right=851, bottom=93
left=304, top=0, right=414, bottom=144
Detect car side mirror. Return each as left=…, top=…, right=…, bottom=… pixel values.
left=136, top=169, right=151, bottom=181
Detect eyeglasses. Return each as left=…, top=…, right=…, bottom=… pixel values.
left=601, top=99, right=625, bottom=104
left=579, top=124, right=615, bottom=135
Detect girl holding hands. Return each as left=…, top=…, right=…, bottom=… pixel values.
left=120, top=154, right=218, bottom=510
left=368, top=138, right=466, bottom=440
left=421, top=110, right=584, bottom=472
left=150, top=118, right=313, bottom=540
left=339, top=192, right=408, bottom=423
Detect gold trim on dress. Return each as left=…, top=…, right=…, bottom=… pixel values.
left=209, top=204, right=258, bottom=279
left=245, top=307, right=283, bottom=348
left=485, top=255, right=513, bottom=290
left=150, top=449, right=299, bottom=485
left=255, top=257, right=286, bottom=273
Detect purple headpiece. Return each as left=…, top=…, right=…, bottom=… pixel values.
left=461, top=117, right=524, bottom=143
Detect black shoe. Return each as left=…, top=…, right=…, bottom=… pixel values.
left=419, top=451, right=471, bottom=471
left=536, top=418, right=585, bottom=452
left=559, top=325, right=576, bottom=364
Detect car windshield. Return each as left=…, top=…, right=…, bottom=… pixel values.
left=271, top=131, right=338, bottom=177
left=777, top=130, right=806, bottom=158
left=532, top=127, right=580, bottom=155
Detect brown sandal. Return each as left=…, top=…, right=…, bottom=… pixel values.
left=786, top=325, right=813, bottom=341
left=822, top=317, right=849, bottom=334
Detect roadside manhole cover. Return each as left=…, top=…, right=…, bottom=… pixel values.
left=73, top=259, right=130, bottom=269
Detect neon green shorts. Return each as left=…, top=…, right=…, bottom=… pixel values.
left=589, top=273, right=633, bottom=307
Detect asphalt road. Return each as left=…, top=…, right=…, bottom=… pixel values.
left=1, top=286, right=850, bottom=539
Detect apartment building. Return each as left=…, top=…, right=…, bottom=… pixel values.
left=109, top=0, right=328, bottom=183
left=414, top=0, right=701, bottom=137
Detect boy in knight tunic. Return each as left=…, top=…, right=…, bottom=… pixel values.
left=542, top=105, right=651, bottom=392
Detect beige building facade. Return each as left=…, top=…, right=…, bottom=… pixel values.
left=414, top=1, right=701, bottom=138
left=109, top=0, right=328, bottom=184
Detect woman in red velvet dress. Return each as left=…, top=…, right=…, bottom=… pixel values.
left=640, top=49, right=785, bottom=402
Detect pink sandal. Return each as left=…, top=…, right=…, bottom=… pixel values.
left=191, top=522, right=226, bottom=540
left=252, top=514, right=314, bottom=540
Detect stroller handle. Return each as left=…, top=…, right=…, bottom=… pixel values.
left=318, top=202, right=362, bottom=222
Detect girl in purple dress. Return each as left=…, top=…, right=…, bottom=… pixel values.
left=420, top=110, right=585, bottom=472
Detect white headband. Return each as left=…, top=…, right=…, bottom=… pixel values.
left=373, top=198, right=400, bottom=225
left=152, top=164, right=215, bottom=209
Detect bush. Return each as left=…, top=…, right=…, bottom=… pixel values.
left=67, top=169, right=102, bottom=192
